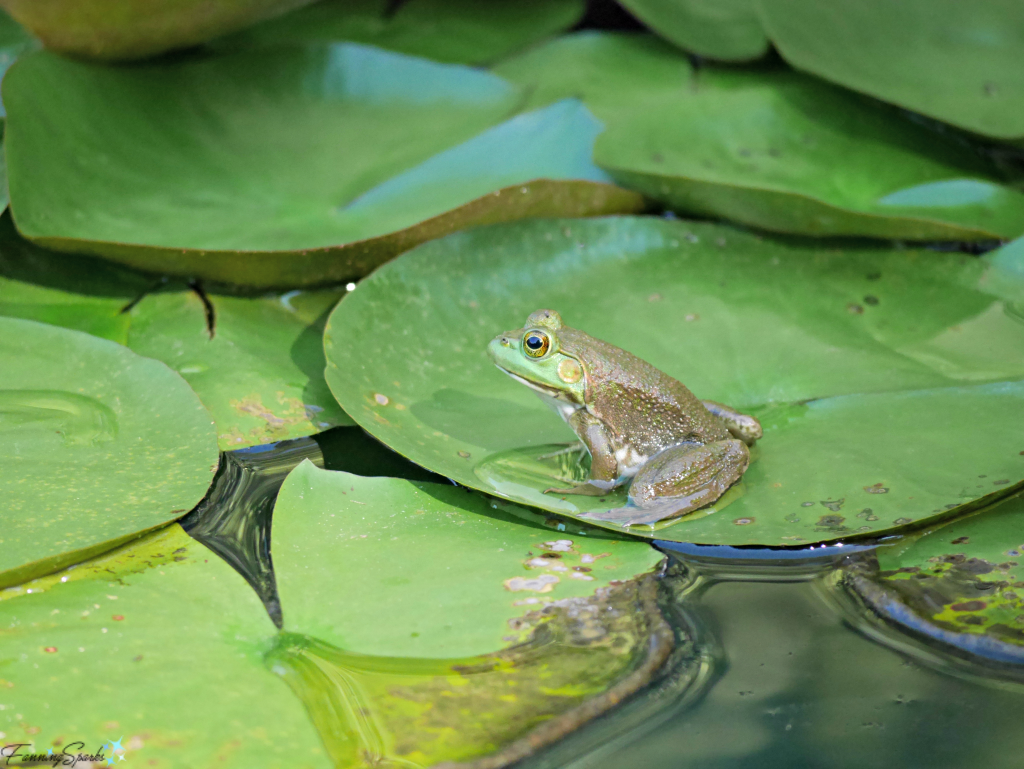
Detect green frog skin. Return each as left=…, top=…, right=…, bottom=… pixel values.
left=487, top=309, right=761, bottom=526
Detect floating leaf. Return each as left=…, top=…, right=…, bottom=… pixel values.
left=127, top=289, right=353, bottom=449
left=842, top=492, right=1024, bottom=663
left=0, top=0, right=316, bottom=61
left=268, top=462, right=688, bottom=765
left=218, top=0, right=585, bottom=64
left=0, top=8, right=35, bottom=116
left=496, top=33, right=1024, bottom=241
left=615, top=0, right=767, bottom=60
left=758, top=0, right=1024, bottom=140
left=4, top=45, right=642, bottom=289
left=0, top=317, right=219, bottom=587
left=323, top=217, right=1024, bottom=544
left=0, top=213, right=151, bottom=344
left=0, top=525, right=329, bottom=767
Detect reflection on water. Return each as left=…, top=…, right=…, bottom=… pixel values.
left=185, top=430, right=1024, bottom=769
left=557, top=565, right=1024, bottom=769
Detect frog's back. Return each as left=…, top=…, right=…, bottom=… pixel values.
left=558, top=327, right=728, bottom=453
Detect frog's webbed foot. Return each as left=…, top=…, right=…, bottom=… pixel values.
left=701, top=400, right=762, bottom=446
left=544, top=481, right=617, bottom=497
left=584, top=439, right=749, bottom=526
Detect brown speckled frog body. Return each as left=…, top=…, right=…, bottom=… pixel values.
left=487, top=309, right=761, bottom=526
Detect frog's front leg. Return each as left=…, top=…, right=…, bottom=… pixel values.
left=586, top=439, right=749, bottom=525
left=544, top=409, right=620, bottom=496
left=701, top=400, right=762, bottom=446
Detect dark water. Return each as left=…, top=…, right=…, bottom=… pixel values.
left=185, top=430, right=1024, bottom=769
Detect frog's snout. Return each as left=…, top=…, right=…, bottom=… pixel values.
left=487, top=335, right=514, bottom=363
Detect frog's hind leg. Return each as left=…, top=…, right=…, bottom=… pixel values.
left=585, top=439, right=749, bottom=526
left=701, top=400, right=762, bottom=446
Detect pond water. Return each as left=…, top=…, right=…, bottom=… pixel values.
left=185, top=430, right=1024, bottom=769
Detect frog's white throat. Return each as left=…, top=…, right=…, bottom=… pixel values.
left=498, top=368, right=582, bottom=424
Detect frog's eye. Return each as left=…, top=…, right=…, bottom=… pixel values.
left=523, top=331, right=550, bottom=358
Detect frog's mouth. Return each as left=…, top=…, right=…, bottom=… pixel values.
left=498, top=368, right=567, bottom=400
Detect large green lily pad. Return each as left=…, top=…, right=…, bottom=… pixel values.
left=0, top=525, right=329, bottom=767
left=127, top=289, right=352, bottom=450
left=0, top=317, right=219, bottom=587
left=0, top=212, right=151, bottom=344
left=0, top=0, right=316, bottom=60
left=218, top=0, right=585, bottom=64
left=615, top=0, right=767, bottom=60
left=269, top=462, right=681, bottom=766
left=323, top=217, right=1024, bottom=544
left=758, top=0, right=1024, bottom=140
left=495, top=33, right=1024, bottom=241
left=4, top=45, right=641, bottom=289
left=842, top=491, right=1024, bottom=661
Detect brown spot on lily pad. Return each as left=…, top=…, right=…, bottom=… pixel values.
left=820, top=498, right=844, bottom=512
left=893, top=517, right=913, bottom=525
left=864, top=483, right=889, bottom=494
left=847, top=303, right=864, bottom=315
left=458, top=451, right=471, bottom=459
left=733, top=517, right=755, bottom=525
left=952, top=536, right=970, bottom=545
left=951, top=600, right=987, bottom=612
left=817, top=514, right=845, bottom=528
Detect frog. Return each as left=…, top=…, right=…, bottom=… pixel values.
left=487, top=309, right=761, bottom=526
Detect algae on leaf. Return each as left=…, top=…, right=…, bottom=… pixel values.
left=0, top=526, right=329, bottom=768
left=496, top=32, right=1024, bottom=241
left=323, top=216, right=1024, bottom=544
left=842, top=491, right=1024, bottom=664
left=0, top=317, right=219, bottom=588
left=268, top=462, right=689, bottom=767
left=218, top=0, right=585, bottom=65
left=4, top=45, right=641, bottom=288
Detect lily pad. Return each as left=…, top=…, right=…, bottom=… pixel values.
left=758, top=0, right=1024, bottom=140
left=218, top=0, right=585, bottom=64
left=0, top=317, right=219, bottom=587
left=0, top=212, right=152, bottom=344
left=323, top=216, right=1024, bottom=544
left=4, top=45, right=642, bottom=289
left=0, top=0, right=317, bottom=60
left=0, top=525, right=329, bottom=767
left=127, top=288, right=353, bottom=450
left=269, top=462, right=684, bottom=766
left=842, top=491, right=1024, bottom=664
left=495, top=33, right=1024, bottom=241
left=0, top=8, right=35, bottom=116
left=615, top=0, right=768, bottom=60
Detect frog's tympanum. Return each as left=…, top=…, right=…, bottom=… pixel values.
left=488, top=310, right=761, bottom=526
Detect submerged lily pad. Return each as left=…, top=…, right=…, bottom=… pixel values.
left=127, top=289, right=352, bottom=450
left=842, top=491, right=1024, bottom=663
left=495, top=33, right=1024, bottom=241
left=219, top=0, right=585, bottom=64
left=324, top=217, right=1024, bottom=544
left=615, top=0, right=768, bottom=60
left=0, top=525, right=329, bottom=767
left=268, top=462, right=686, bottom=766
left=0, top=317, right=219, bottom=587
left=0, top=0, right=317, bottom=61
left=4, top=45, right=641, bottom=289
left=758, top=0, right=1024, bottom=140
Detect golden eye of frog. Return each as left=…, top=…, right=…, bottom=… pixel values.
left=487, top=309, right=761, bottom=526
